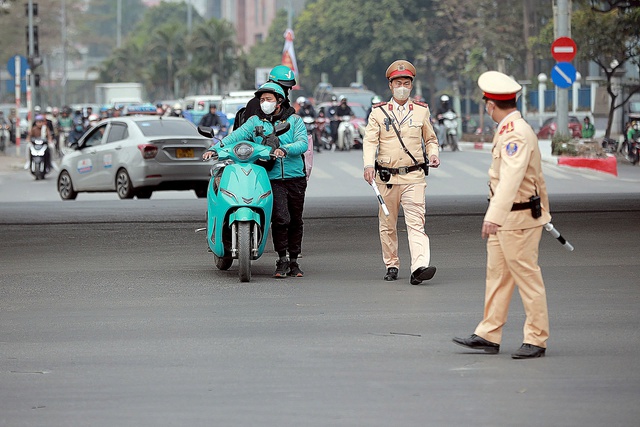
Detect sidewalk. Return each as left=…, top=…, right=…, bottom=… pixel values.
left=0, top=150, right=27, bottom=173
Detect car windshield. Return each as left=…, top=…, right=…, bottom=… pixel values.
left=135, top=119, right=198, bottom=136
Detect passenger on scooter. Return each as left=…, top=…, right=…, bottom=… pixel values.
left=203, top=82, right=309, bottom=278
left=28, top=115, right=53, bottom=172
left=234, top=65, right=296, bottom=129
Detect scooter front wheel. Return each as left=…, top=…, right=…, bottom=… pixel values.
left=237, top=222, right=252, bottom=282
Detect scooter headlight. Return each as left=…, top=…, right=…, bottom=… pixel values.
left=233, top=143, right=254, bottom=160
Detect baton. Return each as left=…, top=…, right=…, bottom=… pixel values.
left=544, top=223, right=574, bottom=251
left=370, top=181, right=390, bottom=216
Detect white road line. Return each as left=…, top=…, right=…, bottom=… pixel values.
left=428, top=168, right=453, bottom=178
left=445, top=159, right=487, bottom=178
left=310, top=167, right=332, bottom=179
left=333, top=160, right=364, bottom=179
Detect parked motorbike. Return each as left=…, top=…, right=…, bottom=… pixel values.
left=629, top=135, right=640, bottom=165
left=336, top=115, right=355, bottom=151
left=29, top=137, right=50, bottom=180
left=196, top=122, right=290, bottom=282
left=441, top=110, right=459, bottom=151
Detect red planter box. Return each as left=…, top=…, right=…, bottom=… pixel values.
left=557, top=155, right=618, bottom=176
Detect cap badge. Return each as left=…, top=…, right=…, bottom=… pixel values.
left=398, top=65, right=405, bottom=71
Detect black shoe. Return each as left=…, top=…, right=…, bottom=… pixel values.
left=410, top=266, right=436, bottom=285
left=511, top=343, right=546, bottom=359
left=274, top=259, right=289, bottom=278
left=384, top=267, right=398, bottom=281
left=452, top=334, right=500, bottom=354
left=288, top=261, right=304, bottom=277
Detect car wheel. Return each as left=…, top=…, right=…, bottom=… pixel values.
left=58, top=171, right=77, bottom=200
left=116, top=168, right=135, bottom=199
left=136, top=189, right=153, bottom=199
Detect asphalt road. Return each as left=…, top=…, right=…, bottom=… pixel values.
left=1, top=148, right=639, bottom=426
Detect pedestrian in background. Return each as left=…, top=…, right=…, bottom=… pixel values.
left=362, top=60, right=440, bottom=285
left=582, top=116, right=595, bottom=139
left=453, top=71, right=552, bottom=359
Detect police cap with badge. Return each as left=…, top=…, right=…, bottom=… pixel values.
left=386, top=60, right=416, bottom=81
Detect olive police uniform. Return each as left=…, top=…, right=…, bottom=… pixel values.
left=474, top=71, right=552, bottom=349
left=363, top=60, right=439, bottom=275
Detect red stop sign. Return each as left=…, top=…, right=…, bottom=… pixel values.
left=551, top=37, right=577, bottom=62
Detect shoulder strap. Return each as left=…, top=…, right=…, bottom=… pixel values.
left=376, top=105, right=419, bottom=165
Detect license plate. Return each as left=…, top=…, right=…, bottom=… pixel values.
left=176, top=148, right=194, bottom=158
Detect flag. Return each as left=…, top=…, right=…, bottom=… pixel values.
left=282, top=28, right=300, bottom=89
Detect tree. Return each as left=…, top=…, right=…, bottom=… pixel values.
left=147, top=23, right=186, bottom=99
left=190, top=18, right=239, bottom=93
left=572, top=7, right=640, bottom=137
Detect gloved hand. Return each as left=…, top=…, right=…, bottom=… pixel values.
left=263, top=133, right=280, bottom=150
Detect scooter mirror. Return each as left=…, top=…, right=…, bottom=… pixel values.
left=198, top=125, right=214, bottom=138
left=274, top=122, right=291, bottom=136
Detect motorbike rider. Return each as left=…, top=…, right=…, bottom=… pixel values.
left=28, top=114, right=53, bottom=172
left=0, top=111, right=8, bottom=151
left=57, top=107, right=73, bottom=146
left=202, top=82, right=309, bottom=278
left=436, top=95, right=457, bottom=147
left=67, top=117, right=86, bottom=145
left=170, top=103, right=183, bottom=118
left=234, top=65, right=296, bottom=129
left=367, top=95, right=383, bottom=123
left=198, top=104, right=223, bottom=129
left=296, top=97, right=316, bottom=118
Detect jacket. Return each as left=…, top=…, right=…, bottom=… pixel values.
left=485, top=111, right=551, bottom=230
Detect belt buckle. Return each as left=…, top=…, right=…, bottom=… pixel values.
left=398, top=166, right=409, bottom=175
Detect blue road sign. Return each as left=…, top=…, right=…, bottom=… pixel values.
left=551, top=62, right=577, bottom=89
left=6, top=79, right=27, bottom=94
left=6, top=55, right=29, bottom=78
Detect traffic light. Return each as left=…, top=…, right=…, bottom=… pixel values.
left=25, top=24, right=40, bottom=69
left=34, top=74, right=40, bottom=87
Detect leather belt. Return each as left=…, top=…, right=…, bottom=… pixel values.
left=377, top=164, right=425, bottom=175
left=511, top=201, right=531, bottom=211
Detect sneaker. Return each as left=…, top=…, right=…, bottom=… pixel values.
left=274, top=259, right=289, bottom=278
left=288, top=261, right=304, bottom=277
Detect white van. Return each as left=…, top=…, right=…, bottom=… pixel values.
left=182, top=95, right=224, bottom=126
left=220, top=91, right=256, bottom=129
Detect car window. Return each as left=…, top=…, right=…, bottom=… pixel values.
left=82, top=124, right=108, bottom=148
left=135, top=119, right=198, bottom=136
left=106, top=123, right=128, bottom=143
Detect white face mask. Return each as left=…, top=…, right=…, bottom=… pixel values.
left=261, top=101, right=277, bottom=115
left=393, top=87, right=411, bottom=101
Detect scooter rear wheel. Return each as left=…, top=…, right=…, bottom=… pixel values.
left=237, top=222, right=252, bottom=282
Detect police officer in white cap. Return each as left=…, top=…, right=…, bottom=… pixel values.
left=363, top=60, right=440, bottom=285
left=453, top=71, right=552, bottom=359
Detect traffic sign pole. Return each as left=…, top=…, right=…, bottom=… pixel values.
left=14, top=56, right=21, bottom=156
left=555, top=0, right=570, bottom=138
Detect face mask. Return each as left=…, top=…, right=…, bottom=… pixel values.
left=393, top=87, right=411, bottom=101
left=261, top=101, right=277, bottom=115
left=485, top=103, right=496, bottom=123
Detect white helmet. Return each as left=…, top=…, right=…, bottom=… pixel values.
left=173, top=103, right=182, bottom=110
left=296, top=96, right=306, bottom=106
left=440, top=95, right=450, bottom=103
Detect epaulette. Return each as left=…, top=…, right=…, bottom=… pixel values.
left=413, top=101, right=429, bottom=108
left=373, top=102, right=387, bottom=108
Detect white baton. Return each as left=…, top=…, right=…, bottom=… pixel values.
left=370, top=181, right=390, bottom=216
left=544, top=223, right=574, bottom=251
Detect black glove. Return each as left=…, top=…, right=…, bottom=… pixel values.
left=264, top=133, right=280, bottom=150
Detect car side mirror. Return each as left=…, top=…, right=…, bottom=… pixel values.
left=274, top=122, right=291, bottom=136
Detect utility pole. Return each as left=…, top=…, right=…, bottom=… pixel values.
left=61, top=0, right=67, bottom=106
left=287, top=0, right=293, bottom=29
left=27, top=0, right=37, bottom=112
left=555, top=0, right=570, bottom=137
left=117, top=0, right=122, bottom=48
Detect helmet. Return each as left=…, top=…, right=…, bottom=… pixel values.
left=46, top=106, right=53, bottom=114
left=255, top=82, right=286, bottom=99
left=173, top=103, right=182, bottom=111
left=268, top=65, right=296, bottom=88
left=330, top=95, right=338, bottom=102
left=339, top=95, right=348, bottom=103
left=89, top=114, right=99, bottom=122
left=52, top=107, right=59, bottom=114
left=371, top=95, right=382, bottom=104
left=440, top=95, right=450, bottom=103
left=34, top=105, right=42, bottom=113
left=35, top=114, right=45, bottom=121
left=296, top=96, right=306, bottom=106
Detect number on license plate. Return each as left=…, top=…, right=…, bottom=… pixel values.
left=176, top=148, right=194, bottom=158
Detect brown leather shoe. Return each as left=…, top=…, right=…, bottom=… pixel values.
left=511, top=343, right=546, bottom=359
left=452, top=334, right=500, bottom=354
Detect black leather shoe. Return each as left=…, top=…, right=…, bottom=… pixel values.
left=452, top=334, right=500, bottom=354
left=384, top=267, right=398, bottom=281
left=410, top=266, right=436, bottom=285
left=511, top=343, right=546, bottom=359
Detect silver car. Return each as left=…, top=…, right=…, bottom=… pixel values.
left=57, top=116, right=213, bottom=200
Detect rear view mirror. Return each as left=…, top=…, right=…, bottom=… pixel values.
left=198, top=126, right=214, bottom=138
left=274, top=122, right=291, bottom=136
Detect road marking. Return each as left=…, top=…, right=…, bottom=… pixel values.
left=542, top=164, right=570, bottom=179
left=333, top=160, right=364, bottom=179
left=310, top=167, right=332, bottom=179
left=429, top=168, right=453, bottom=178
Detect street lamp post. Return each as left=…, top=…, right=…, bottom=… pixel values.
left=538, top=73, right=548, bottom=128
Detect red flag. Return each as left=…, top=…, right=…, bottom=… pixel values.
left=282, top=29, right=300, bottom=89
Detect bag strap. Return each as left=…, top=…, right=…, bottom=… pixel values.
left=377, top=105, right=419, bottom=166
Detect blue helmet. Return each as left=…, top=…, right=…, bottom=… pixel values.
left=255, top=82, right=286, bottom=100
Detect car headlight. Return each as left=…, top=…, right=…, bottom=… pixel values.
left=233, top=143, right=253, bottom=160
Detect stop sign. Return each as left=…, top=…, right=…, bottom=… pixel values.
left=551, top=37, right=577, bottom=62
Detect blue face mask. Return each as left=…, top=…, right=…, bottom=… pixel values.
left=76, top=125, right=83, bottom=131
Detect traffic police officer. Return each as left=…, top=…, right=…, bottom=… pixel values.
left=363, top=60, right=440, bottom=285
left=453, top=71, right=552, bottom=359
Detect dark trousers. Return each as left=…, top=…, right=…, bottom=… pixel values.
left=271, top=177, right=307, bottom=258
